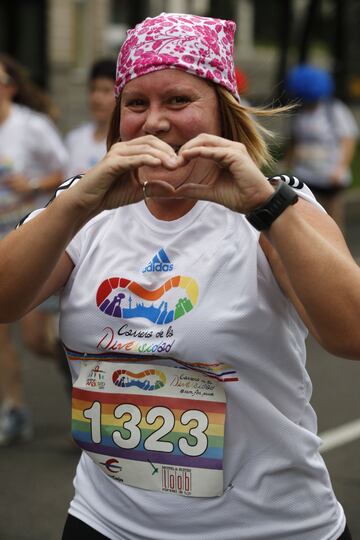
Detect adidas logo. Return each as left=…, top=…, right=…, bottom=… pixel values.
left=143, top=249, right=174, bottom=273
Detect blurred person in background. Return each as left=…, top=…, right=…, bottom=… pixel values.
left=0, top=54, right=68, bottom=445
left=284, top=64, right=359, bottom=231
left=65, top=58, right=116, bottom=177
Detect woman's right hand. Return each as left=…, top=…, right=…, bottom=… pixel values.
left=66, top=135, right=180, bottom=217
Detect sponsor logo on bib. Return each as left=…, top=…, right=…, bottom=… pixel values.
left=112, top=368, right=166, bottom=391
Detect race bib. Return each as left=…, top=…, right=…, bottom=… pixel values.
left=72, top=361, right=226, bottom=497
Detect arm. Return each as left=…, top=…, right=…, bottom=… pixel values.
left=263, top=198, right=360, bottom=359
left=0, top=194, right=88, bottom=322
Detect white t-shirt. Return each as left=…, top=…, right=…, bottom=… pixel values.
left=290, top=99, right=359, bottom=188
left=65, top=122, right=107, bottom=178
left=0, top=104, right=67, bottom=236
left=21, top=175, right=345, bottom=539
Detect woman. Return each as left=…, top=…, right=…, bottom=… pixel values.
left=0, top=13, right=358, bottom=540
left=0, top=54, right=68, bottom=445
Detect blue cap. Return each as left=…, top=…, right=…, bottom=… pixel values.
left=285, top=64, right=334, bottom=102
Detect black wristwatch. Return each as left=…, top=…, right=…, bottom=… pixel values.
left=246, top=181, right=298, bottom=231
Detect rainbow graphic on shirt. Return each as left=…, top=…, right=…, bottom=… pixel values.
left=96, top=275, right=198, bottom=324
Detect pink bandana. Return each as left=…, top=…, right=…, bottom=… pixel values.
left=115, top=12, right=240, bottom=101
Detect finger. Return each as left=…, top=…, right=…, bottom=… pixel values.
left=179, top=133, right=231, bottom=153
left=174, top=182, right=217, bottom=203
left=112, top=144, right=181, bottom=169
left=141, top=180, right=177, bottom=199
left=180, top=146, right=235, bottom=168
left=117, top=154, right=163, bottom=171
left=120, top=136, right=179, bottom=158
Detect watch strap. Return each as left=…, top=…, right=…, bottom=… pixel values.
left=245, top=181, right=298, bottom=231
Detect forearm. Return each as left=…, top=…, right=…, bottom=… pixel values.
left=266, top=201, right=360, bottom=358
left=0, top=192, right=92, bottom=322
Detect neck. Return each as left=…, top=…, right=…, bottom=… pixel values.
left=0, top=100, right=12, bottom=124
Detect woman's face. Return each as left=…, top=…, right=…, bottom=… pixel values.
left=119, top=69, right=221, bottom=189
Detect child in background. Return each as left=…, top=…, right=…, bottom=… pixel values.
left=65, top=59, right=116, bottom=177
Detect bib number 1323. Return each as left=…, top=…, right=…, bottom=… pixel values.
left=84, top=401, right=209, bottom=457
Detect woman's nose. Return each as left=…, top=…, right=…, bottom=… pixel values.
left=142, top=106, right=170, bottom=135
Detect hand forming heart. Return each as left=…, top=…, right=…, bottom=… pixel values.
left=69, top=134, right=274, bottom=218
left=143, top=134, right=274, bottom=214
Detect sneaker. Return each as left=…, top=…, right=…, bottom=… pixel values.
left=0, top=406, right=33, bottom=446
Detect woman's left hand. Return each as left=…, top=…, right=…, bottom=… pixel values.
left=173, top=134, right=274, bottom=214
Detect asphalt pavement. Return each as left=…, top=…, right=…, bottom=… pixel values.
left=0, top=214, right=359, bottom=540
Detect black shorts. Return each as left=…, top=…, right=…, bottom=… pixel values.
left=62, top=514, right=353, bottom=540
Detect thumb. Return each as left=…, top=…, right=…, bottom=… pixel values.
left=174, top=182, right=217, bottom=203
left=143, top=180, right=178, bottom=199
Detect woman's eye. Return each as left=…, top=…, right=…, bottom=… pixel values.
left=169, top=96, right=190, bottom=105
left=127, top=99, right=146, bottom=108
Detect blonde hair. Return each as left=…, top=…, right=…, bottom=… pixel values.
left=215, top=85, right=284, bottom=169
left=107, top=99, right=121, bottom=151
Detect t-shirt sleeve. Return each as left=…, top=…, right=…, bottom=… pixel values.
left=17, top=175, right=84, bottom=264
left=65, top=231, right=83, bottom=266
left=268, top=174, right=326, bottom=212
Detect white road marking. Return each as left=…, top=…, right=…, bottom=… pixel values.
left=319, top=418, right=360, bottom=453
